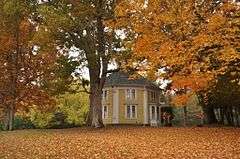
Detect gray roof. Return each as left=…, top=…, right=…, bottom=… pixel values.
left=104, top=72, right=161, bottom=90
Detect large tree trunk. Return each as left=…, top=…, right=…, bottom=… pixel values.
left=87, top=84, right=104, bottom=128
left=202, top=106, right=218, bottom=124
left=86, top=105, right=93, bottom=126
left=3, top=104, right=15, bottom=131
left=196, top=92, right=217, bottom=124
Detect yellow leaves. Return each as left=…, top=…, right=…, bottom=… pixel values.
left=207, top=14, right=226, bottom=32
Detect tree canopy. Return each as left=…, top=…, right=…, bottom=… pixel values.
left=110, top=0, right=240, bottom=104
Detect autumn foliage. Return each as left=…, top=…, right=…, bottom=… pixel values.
left=109, top=0, right=240, bottom=105
left=0, top=0, right=57, bottom=130
left=0, top=127, right=240, bottom=158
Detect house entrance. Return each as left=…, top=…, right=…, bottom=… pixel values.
left=149, top=105, right=161, bottom=126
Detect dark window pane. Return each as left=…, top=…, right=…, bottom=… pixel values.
left=131, top=89, right=135, bottom=99
left=152, top=106, right=155, bottom=120
left=132, top=105, right=136, bottom=118
left=127, top=105, right=131, bottom=118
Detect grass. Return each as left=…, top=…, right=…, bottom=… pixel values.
left=0, top=126, right=240, bottom=159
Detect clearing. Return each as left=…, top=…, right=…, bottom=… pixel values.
left=0, top=127, right=239, bottom=159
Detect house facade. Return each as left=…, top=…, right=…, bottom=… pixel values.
left=102, top=72, right=169, bottom=126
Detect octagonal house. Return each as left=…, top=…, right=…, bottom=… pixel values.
left=101, top=72, right=169, bottom=126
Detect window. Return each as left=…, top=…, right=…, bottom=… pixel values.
left=102, top=90, right=108, bottom=100
left=126, top=89, right=136, bottom=100
left=126, top=105, right=137, bottom=119
left=127, top=105, right=131, bottom=118
left=102, top=106, right=108, bottom=119
left=132, top=105, right=136, bottom=118
left=151, top=106, right=156, bottom=120
left=131, top=89, right=136, bottom=99
left=159, top=95, right=165, bottom=104
left=150, top=91, right=156, bottom=101
left=126, top=89, right=131, bottom=99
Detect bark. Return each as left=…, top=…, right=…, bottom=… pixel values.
left=8, top=104, right=15, bottom=131
left=88, top=84, right=104, bottom=128
left=225, top=106, right=234, bottom=126
left=3, top=107, right=10, bottom=131
left=5, top=14, right=21, bottom=131
left=233, top=106, right=239, bottom=127
left=86, top=0, right=106, bottom=128
left=86, top=105, right=93, bottom=126
left=220, top=107, right=225, bottom=124
left=183, top=106, right=187, bottom=127
left=3, top=104, right=15, bottom=131
left=196, top=92, right=217, bottom=124
left=202, top=106, right=218, bottom=124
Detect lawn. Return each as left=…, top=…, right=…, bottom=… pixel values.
left=0, top=127, right=239, bottom=159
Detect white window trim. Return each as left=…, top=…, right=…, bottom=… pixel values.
left=125, top=88, right=137, bottom=100
left=102, top=90, right=108, bottom=101
left=125, top=105, right=137, bottom=119
left=150, top=91, right=157, bottom=101
left=102, top=105, right=108, bottom=119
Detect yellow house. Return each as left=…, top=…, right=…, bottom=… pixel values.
left=102, top=72, right=169, bottom=126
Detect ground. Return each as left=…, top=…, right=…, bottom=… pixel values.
left=0, top=127, right=239, bottom=159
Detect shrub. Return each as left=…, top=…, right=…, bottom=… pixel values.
left=49, top=111, right=72, bottom=129
left=57, top=91, right=89, bottom=126
left=13, top=116, right=35, bottom=129
left=29, top=109, right=53, bottom=129
left=0, top=122, right=4, bottom=131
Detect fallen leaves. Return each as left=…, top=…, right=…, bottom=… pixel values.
left=0, top=127, right=240, bottom=159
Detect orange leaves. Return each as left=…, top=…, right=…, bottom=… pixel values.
left=171, top=73, right=213, bottom=91
left=19, top=19, right=32, bottom=43
left=172, top=93, right=191, bottom=106
left=0, top=127, right=240, bottom=159
left=0, top=35, right=14, bottom=53
left=113, top=0, right=240, bottom=99
left=207, top=14, right=227, bottom=32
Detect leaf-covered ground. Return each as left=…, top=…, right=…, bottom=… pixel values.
left=0, top=127, right=239, bottom=159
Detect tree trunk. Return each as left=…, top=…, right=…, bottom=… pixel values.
left=9, top=102, right=15, bottom=131
left=202, top=106, right=218, bottom=124
left=220, top=107, right=225, bottom=124
left=225, top=106, right=234, bottom=126
left=183, top=106, right=187, bottom=127
left=89, top=87, right=104, bottom=128
left=3, top=104, right=15, bottom=131
left=3, top=107, right=10, bottom=131
left=86, top=105, right=93, bottom=126
left=233, top=106, right=239, bottom=127
left=196, top=92, right=217, bottom=124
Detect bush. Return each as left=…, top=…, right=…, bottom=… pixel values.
left=0, top=123, right=4, bottom=131
left=48, top=111, right=73, bottom=129
left=13, top=116, right=35, bottom=129
left=57, top=92, right=89, bottom=126
left=29, top=109, right=53, bottom=129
